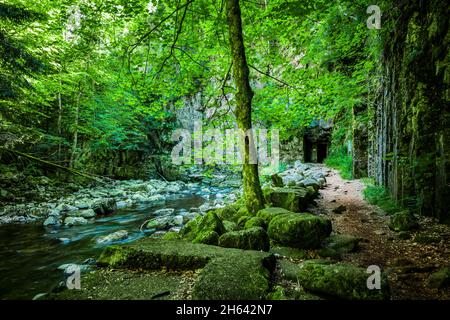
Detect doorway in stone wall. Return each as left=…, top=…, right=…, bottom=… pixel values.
left=317, top=143, right=328, bottom=163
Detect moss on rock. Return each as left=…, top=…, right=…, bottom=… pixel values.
left=96, top=239, right=276, bottom=298
left=218, top=227, right=270, bottom=251
left=244, top=216, right=267, bottom=230
left=427, top=268, right=450, bottom=289
left=297, top=261, right=390, bottom=300
left=223, top=220, right=239, bottom=233
left=162, top=231, right=180, bottom=240
left=389, top=210, right=419, bottom=232
left=318, top=234, right=361, bottom=258
left=267, top=213, right=332, bottom=249
left=215, top=205, right=239, bottom=222
left=192, top=250, right=275, bottom=300
left=264, top=187, right=313, bottom=212
left=256, top=207, right=291, bottom=224
left=179, top=211, right=225, bottom=244
left=192, top=230, right=219, bottom=245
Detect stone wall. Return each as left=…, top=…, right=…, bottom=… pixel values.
left=369, top=0, right=450, bottom=222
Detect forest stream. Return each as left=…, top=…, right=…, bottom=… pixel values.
left=0, top=183, right=231, bottom=299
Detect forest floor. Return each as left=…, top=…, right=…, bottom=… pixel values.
left=310, top=166, right=450, bottom=300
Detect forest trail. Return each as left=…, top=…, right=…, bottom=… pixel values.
left=310, top=166, right=450, bottom=300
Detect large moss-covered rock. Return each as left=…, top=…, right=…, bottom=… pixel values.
left=427, top=268, right=450, bottom=289
left=193, top=230, right=219, bottom=245
left=179, top=211, right=225, bottom=244
left=389, top=210, right=419, bottom=232
left=297, top=261, right=390, bottom=300
left=256, top=207, right=291, bottom=224
left=215, top=205, right=239, bottom=222
left=318, top=234, right=361, bottom=258
left=92, top=198, right=117, bottom=215
left=45, top=269, right=193, bottom=300
left=267, top=213, right=332, bottom=249
left=264, top=187, right=313, bottom=212
left=271, top=174, right=284, bottom=187
left=223, top=220, right=239, bottom=233
left=192, top=250, right=275, bottom=300
left=95, top=238, right=276, bottom=300
left=244, top=216, right=267, bottom=230
left=237, top=215, right=252, bottom=227
left=218, top=227, right=270, bottom=251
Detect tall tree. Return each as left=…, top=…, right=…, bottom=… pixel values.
left=225, top=0, right=264, bottom=213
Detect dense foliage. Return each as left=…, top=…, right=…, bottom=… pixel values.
left=1, top=0, right=382, bottom=176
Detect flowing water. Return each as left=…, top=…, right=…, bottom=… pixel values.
left=0, top=185, right=230, bottom=299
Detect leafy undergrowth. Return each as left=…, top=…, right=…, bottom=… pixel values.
left=363, top=183, right=402, bottom=215
left=324, top=152, right=353, bottom=180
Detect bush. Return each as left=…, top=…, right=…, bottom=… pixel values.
left=324, top=150, right=353, bottom=180
left=363, top=185, right=401, bottom=215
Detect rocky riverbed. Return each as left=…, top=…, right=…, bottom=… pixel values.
left=0, top=161, right=336, bottom=299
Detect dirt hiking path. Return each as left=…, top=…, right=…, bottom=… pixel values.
left=310, top=166, right=450, bottom=300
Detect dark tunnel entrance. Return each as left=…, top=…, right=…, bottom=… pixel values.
left=302, top=120, right=332, bottom=163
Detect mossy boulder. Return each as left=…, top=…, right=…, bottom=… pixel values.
left=179, top=211, right=225, bottom=244
left=256, top=207, right=291, bottom=224
left=193, top=230, right=219, bottom=245
left=45, top=269, right=192, bottom=300
left=237, top=215, right=252, bottom=227
left=162, top=231, right=180, bottom=240
left=267, top=213, right=332, bottom=249
left=271, top=174, right=284, bottom=187
left=297, top=261, right=390, bottom=300
left=389, top=210, right=419, bottom=232
left=264, top=187, right=313, bottom=212
left=223, top=220, right=239, bottom=233
left=60, top=238, right=276, bottom=300
left=218, top=227, right=270, bottom=251
left=192, top=249, right=276, bottom=300
left=244, top=217, right=267, bottom=230
left=318, top=234, right=361, bottom=258
left=427, top=268, right=450, bottom=289
left=215, top=205, right=239, bottom=222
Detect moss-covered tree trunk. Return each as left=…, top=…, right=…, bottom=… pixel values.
left=225, top=0, right=264, bottom=213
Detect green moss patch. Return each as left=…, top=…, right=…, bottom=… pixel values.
left=218, top=227, right=270, bottom=251
left=297, top=261, right=390, bottom=300
left=267, top=213, right=332, bottom=249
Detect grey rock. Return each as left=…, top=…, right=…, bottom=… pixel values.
left=67, top=208, right=96, bottom=218
left=64, top=217, right=88, bottom=226
left=95, top=230, right=128, bottom=244
left=43, top=216, right=61, bottom=227
left=153, top=208, right=175, bottom=216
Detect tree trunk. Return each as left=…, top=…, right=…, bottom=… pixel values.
left=225, top=0, right=264, bottom=213
left=69, top=90, right=81, bottom=169
left=57, top=81, right=62, bottom=161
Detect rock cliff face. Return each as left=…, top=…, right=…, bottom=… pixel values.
left=369, top=0, right=449, bottom=222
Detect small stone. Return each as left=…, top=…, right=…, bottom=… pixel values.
left=153, top=208, right=175, bottom=216
left=397, top=231, right=411, bottom=240
left=427, top=268, right=450, bottom=289
left=43, top=216, right=60, bottom=227
left=64, top=217, right=88, bottom=226
left=332, top=205, right=347, bottom=214
left=95, top=230, right=128, bottom=244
